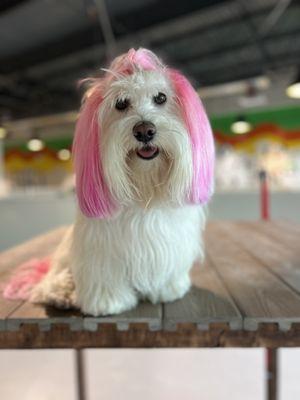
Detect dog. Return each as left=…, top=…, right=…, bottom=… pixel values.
left=30, top=48, right=215, bottom=316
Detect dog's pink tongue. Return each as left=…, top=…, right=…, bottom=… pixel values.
left=137, top=146, right=157, bottom=158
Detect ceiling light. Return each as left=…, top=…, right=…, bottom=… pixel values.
left=57, top=148, right=71, bottom=161
left=27, top=137, right=44, bottom=152
left=231, top=115, right=252, bottom=134
left=286, top=69, right=300, bottom=99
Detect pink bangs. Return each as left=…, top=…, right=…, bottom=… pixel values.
left=168, top=69, right=215, bottom=204
left=109, top=48, right=163, bottom=76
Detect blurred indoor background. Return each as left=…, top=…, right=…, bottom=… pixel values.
left=0, top=1, right=300, bottom=400
left=0, top=0, right=299, bottom=250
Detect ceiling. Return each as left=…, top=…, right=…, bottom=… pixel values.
left=0, top=0, right=299, bottom=120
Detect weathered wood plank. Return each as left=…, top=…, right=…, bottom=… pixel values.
left=273, top=220, right=300, bottom=236
left=241, top=221, right=300, bottom=253
left=1, top=322, right=300, bottom=349
left=216, top=221, right=300, bottom=295
left=6, top=302, right=83, bottom=331
left=163, top=259, right=243, bottom=330
left=83, top=302, right=162, bottom=331
left=206, top=222, right=300, bottom=331
left=4, top=301, right=162, bottom=332
left=1, top=220, right=300, bottom=348
left=0, top=226, right=68, bottom=274
left=7, top=300, right=162, bottom=332
left=0, top=298, right=21, bottom=330
left=0, top=323, right=231, bottom=349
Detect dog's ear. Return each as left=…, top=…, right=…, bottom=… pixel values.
left=168, top=69, right=215, bottom=204
left=72, top=87, right=117, bottom=218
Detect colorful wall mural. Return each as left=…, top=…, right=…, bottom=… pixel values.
left=3, top=138, right=72, bottom=188
left=211, top=106, right=300, bottom=190
left=2, top=105, right=300, bottom=192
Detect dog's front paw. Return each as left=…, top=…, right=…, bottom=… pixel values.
left=80, top=289, right=138, bottom=316
left=148, top=274, right=191, bottom=304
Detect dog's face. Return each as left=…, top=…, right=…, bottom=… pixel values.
left=73, top=48, right=214, bottom=219
left=99, top=70, right=193, bottom=207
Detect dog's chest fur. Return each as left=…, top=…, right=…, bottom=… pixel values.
left=72, top=204, right=205, bottom=294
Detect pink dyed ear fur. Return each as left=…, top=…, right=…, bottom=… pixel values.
left=168, top=69, right=215, bottom=204
left=72, top=48, right=163, bottom=219
left=72, top=86, right=117, bottom=218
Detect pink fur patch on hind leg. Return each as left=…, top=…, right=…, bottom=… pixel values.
left=2, top=257, right=50, bottom=300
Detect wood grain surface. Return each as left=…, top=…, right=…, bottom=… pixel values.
left=163, top=259, right=242, bottom=330
left=206, top=222, right=300, bottom=331
left=0, top=220, right=300, bottom=348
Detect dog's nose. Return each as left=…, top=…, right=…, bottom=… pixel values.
left=133, top=121, right=156, bottom=143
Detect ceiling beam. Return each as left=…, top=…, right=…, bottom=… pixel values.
left=27, top=27, right=300, bottom=91
left=179, top=28, right=300, bottom=66
left=0, top=0, right=28, bottom=14
left=0, top=0, right=278, bottom=78
left=192, top=49, right=300, bottom=86
left=0, top=25, right=104, bottom=75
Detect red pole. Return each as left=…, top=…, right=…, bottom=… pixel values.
left=259, top=170, right=270, bottom=221
left=259, top=170, right=277, bottom=399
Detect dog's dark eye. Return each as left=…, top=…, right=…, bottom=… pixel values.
left=115, top=98, right=130, bottom=111
left=153, top=92, right=167, bottom=105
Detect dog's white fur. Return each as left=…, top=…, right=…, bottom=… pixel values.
left=31, top=69, right=207, bottom=316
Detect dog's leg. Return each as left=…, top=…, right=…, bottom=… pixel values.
left=30, top=227, right=77, bottom=309
left=73, top=255, right=138, bottom=315
left=71, top=215, right=139, bottom=316
left=75, top=281, right=138, bottom=316
left=72, top=243, right=137, bottom=315
left=147, top=271, right=191, bottom=304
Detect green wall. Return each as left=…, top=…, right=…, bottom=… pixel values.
left=4, top=104, right=300, bottom=151
left=210, top=105, right=300, bottom=136
left=5, top=136, right=72, bottom=152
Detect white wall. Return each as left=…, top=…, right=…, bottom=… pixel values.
left=0, top=349, right=265, bottom=400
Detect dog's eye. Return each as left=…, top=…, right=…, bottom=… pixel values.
left=153, top=92, right=167, bottom=105
left=115, top=98, right=130, bottom=111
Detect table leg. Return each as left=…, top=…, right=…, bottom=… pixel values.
left=76, top=349, right=86, bottom=400
left=266, top=348, right=277, bottom=400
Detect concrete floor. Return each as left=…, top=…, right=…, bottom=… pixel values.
left=0, top=349, right=265, bottom=400
left=0, top=350, right=76, bottom=400
left=0, top=348, right=299, bottom=399
left=279, top=348, right=300, bottom=400
left=85, top=349, right=265, bottom=400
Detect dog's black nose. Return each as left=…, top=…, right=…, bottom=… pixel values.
left=133, top=121, right=156, bottom=143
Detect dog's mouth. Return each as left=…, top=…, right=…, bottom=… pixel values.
left=136, top=145, right=159, bottom=160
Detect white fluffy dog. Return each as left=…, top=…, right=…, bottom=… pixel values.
left=31, top=48, right=215, bottom=316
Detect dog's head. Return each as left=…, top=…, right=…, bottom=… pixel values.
left=73, top=48, right=215, bottom=218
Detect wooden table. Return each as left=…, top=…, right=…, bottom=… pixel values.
left=1, top=220, right=299, bottom=400
left=0, top=220, right=300, bottom=349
